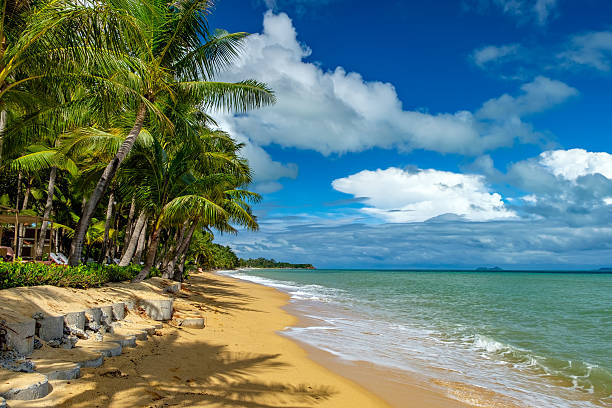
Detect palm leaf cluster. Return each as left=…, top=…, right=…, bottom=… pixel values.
left=0, top=0, right=274, bottom=281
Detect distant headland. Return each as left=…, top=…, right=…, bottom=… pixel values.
left=239, top=257, right=315, bottom=269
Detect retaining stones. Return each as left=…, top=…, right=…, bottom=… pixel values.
left=139, top=298, right=174, bottom=321
left=35, top=315, right=64, bottom=342
left=105, top=334, right=136, bottom=348
left=4, top=319, right=35, bottom=355
left=0, top=370, right=50, bottom=401
left=163, top=283, right=181, bottom=294
left=77, top=354, right=104, bottom=368
left=123, top=299, right=136, bottom=311
left=85, top=308, right=102, bottom=325
left=111, top=303, right=126, bottom=321
left=100, top=306, right=113, bottom=326
left=64, top=311, right=85, bottom=331
left=37, top=362, right=80, bottom=381
left=177, top=317, right=205, bottom=329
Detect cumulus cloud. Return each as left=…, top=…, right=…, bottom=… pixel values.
left=331, top=167, right=515, bottom=222
left=465, top=0, right=558, bottom=25
left=476, top=76, right=578, bottom=120
left=539, top=149, right=612, bottom=180
left=559, top=31, right=612, bottom=71
left=472, top=44, right=521, bottom=67
left=218, top=12, right=575, bottom=157
left=213, top=116, right=298, bottom=189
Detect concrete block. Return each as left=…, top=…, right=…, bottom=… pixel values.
left=105, top=334, right=136, bottom=348
left=111, top=303, right=126, bottom=321
left=4, top=319, right=35, bottom=355
left=113, top=327, right=147, bottom=341
left=85, top=308, right=102, bottom=325
left=123, top=299, right=136, bottom=310
left=35, top=314, right=64, bottom=341
left=64, top=311, right=85, bottom=331
left=0, top=370, right=50, bottom=401
left=100, top=306, right=113, bottom=326
left=139, top=298, right=174, bottom=321
left=177, top=317, right=205, bottom=329
left=77, top=355, right=104, bottom=368
left=37, top=362, right=80, bottom=381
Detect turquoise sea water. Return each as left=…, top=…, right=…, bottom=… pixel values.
left=222, top=269, right=612, bottom=407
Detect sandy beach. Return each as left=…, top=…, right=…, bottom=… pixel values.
left=2, top=270, right=480, bottom=408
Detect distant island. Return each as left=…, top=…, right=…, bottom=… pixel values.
left=239, top=257, right=315, bottom=269
left=475, top=267, right=504, bottom=271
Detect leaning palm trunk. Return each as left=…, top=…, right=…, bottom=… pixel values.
left=133, top=221, right=147, bottom=264
left=123, top=198, right=136, bottom=251
left=35, top=166, right=57, bottom=260
left=133, top=223, right=160, bottom=282
left=68, top=103, right=147, bottom=266
left=172, top=223, right=197, bottom=281
left=99, top=191, right=114, bottom=264
left=118, top=211, right=146, bottom=266
left=161, top=225, right=186, bottom=279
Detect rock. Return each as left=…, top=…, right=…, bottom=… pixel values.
left=31, top=313, right=44, bottom=321
left=46, top=339, right=61, bottom=348
left=2, top=319, right=35, bottom=356
left=33, top=338, right=42, bottom=350
left=111, top=303, right=126, bottom=320
left=36, top=314, right=65, bottom=342
left=64, top=311, right=86, bottom=331
left=86, top=321, right=101, bottom=332
left=67, top=326, right=88, bottom=340
left=61, top=335, right=78, bottom=349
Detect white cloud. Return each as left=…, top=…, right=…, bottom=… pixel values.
left=219, top=12, right=575, bottom=157
left=467, top=0, right=558, bottom=25
left=472, top=44, right=521, bottom=67
left=539, top=149, right=612, bottom=180
left=213, top=116, right=298, bottom=185
left=559, top=31, right=612, bottom=71
left=331, top=167, right=515, bottom=222
left=477, top=76, right=578, bottom=120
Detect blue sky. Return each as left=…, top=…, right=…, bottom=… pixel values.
left=210, top=0, right=612, bottom=269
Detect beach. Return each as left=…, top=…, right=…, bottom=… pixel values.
left=6, top=270, right=468, bottom=407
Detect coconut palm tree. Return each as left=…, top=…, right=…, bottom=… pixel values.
left=67, top=0, right=276, bottom=265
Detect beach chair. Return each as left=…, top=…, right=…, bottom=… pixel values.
left=49, top=252, right=65, bottom=265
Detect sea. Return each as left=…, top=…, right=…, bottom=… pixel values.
left=220, top=269, right=612, bottom=408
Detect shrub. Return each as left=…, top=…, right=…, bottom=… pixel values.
left=0, top=261, right=160, bottom=290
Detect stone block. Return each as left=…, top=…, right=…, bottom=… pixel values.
left=111, top=303, right=126, bottom=320
left=177, top=317, right=205, bottom=329
left=139, top=298, right=174, bottom=321
left=85, top=308, right=102, bottom=325
left=100, top=306, right=113, bottom=326
left=64, top=311, right=85, bottom=331
left=0, top=370, right=50, bottom=401
left=35, top=314, right=64, bottom=342
left=4, top=319, right=35, bottom=355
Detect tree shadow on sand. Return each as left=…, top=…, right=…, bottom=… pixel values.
left=58, top=331, right=337, bottom=407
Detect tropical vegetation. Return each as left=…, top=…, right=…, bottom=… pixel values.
left=0, top=0, right=274, bottom=283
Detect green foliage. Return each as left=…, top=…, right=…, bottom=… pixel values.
left=186, top=230, right=239, bottom=270
left=238, top=258, right=315, bottom=269
left=0, top=261, right=160, bottom=289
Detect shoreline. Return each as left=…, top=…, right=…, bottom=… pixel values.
left=220, top=270, right=477, bottom=408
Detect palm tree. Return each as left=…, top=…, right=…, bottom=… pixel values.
left=67, top=0, right=275, bottom=266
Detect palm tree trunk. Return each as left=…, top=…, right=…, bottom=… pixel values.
left=133, top=221, right=147, bottom=264
left=0, top=110, right=6, bottom=165
left=172, top=223, right=197, bottom=281
left=35, top=166, right=57, bottom=260
left=99, top=191, right=114, bottom=264
left=133, top=223, right=160, bottom=282
left=161, top=226, right=185, bottom=279
left=122, top=198, right=136, bottom=254
left=118, top=211, right=146, bottom=266
left=17, top=182, right=31, bottom=257
left=68, top=103, right=147, bottom=266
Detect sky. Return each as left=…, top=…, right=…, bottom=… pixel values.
left=209, top=0, right=612, bottom=269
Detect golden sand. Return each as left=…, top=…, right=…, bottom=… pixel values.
left=4, top=271, right=486, bottom=407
